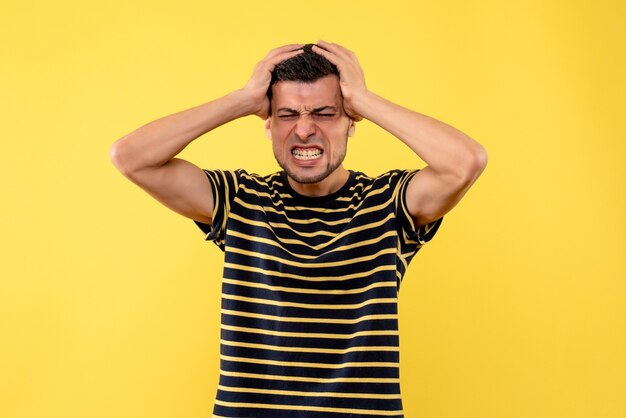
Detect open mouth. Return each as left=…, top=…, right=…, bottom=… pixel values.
left=291, top=147, right=323, bottom=161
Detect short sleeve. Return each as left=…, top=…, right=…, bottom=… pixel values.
left=193, top=169, right=242, bottom=250
left=394, top=169, right=443, bottom=246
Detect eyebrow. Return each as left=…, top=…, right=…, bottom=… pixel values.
left=276, top=106, right=339, bottom=114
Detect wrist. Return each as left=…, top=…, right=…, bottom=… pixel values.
left=225, top=89, right=260, bottom=118
left=347, top=89, right=377, bottom=120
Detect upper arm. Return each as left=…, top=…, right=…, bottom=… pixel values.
left=120, top=157, right=214, bottom=225
left=406, top=158, right=486, bottom=227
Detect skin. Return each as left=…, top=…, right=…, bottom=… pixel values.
left=266, top=75, right=355, bottom=196
left=110, top=41, right=487, bottom=229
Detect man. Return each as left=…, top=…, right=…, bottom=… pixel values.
left=110, top=41, right=487, bottom=418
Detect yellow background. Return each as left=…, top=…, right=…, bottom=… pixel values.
left=2, top=0, right=625, bottom=417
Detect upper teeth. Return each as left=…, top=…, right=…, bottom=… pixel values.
left=292, top=149, right=322, bottom=160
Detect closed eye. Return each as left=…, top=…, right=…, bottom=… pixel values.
left=278, top=114, right=298, bottom=120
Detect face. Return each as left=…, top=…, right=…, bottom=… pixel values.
left=266, top=75, right=355, bottom=186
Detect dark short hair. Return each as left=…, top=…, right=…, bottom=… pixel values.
left=267, top=44, right=339, bottom=112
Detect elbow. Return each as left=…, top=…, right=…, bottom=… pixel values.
left=109, top=139, right=125, bottom=172
left=472, top=143, right=488, bottom=175
left=459, top=143, right=488, bottom=186
left=109, top=137, right=135, bottom=178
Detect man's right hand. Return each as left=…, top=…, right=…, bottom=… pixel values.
left=241, top=44, right=304, bottom=119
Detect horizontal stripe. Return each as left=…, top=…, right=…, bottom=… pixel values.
left=223, top=262, right=396, bottom=282
left=221, top=309, right=397, bottom=324
left=222, top=278, right=397, bottom=296
left=227, top=228, right=398, bottom=258
left=237, top=178, right=391, bottom=214
left=231, top=211, right=337, bottom=238
left=221, top=354, right=398, bottom=369
left=227, top=246, right=396, bottom=269
left=221, top=294, right=398, bottom=310
left=214, top=400, right=403, bottom=416
left=235, top=199, right=352, bottom=226
left=229, top=211, right=396, bottom=245
left=234, top=191, right=395, bottom=229
left=220, top=339, right=399, bottom=354
left=292, top=177, right=390, bottom=209
left=221, top=324, right=398, bottom=339
left=217, top=384, right=401, bottom=400
left=220, top=369, right=400, bottom=384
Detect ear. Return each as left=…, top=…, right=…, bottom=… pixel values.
left=264, top=117, right=272, bottom=139
left=348, top=118, right=356, bottom=138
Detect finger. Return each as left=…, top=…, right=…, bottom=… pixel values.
left=312, top=45, right=354, bottom=75
left=312, top=43, right=354, bottom=68
left=311, top=44, right=341, bottom=66
left=263, top=48, right=304, bottom=72
left=254, top=48, right=303, bottom=77
left=264, top=45, right=305, bottom=65
left=265, top=44, right=305, bottom=59
left=315, top=40, right=353, bottom=59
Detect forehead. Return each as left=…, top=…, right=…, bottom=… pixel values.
left=271, top=75, right=342, bottom=110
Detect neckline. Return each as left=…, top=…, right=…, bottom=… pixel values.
left=279, top=170, right=357, bottom=204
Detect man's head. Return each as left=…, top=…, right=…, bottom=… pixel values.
left=265, top=44, right=355, bottom=193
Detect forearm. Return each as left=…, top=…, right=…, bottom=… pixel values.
left=355, top=91, right=487, bottom=180
left=110, top=89, right=254, bottom=175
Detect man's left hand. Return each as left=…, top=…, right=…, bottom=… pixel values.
left=312, top=40, right=368, bottom=121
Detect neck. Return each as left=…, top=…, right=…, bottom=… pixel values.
left=287, top=166, right=350, bottom=197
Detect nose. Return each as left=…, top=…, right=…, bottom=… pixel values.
left=294, top=114, right=316, bottom=140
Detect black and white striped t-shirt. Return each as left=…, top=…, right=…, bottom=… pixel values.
left=194, top=169, right=442, bottom=418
